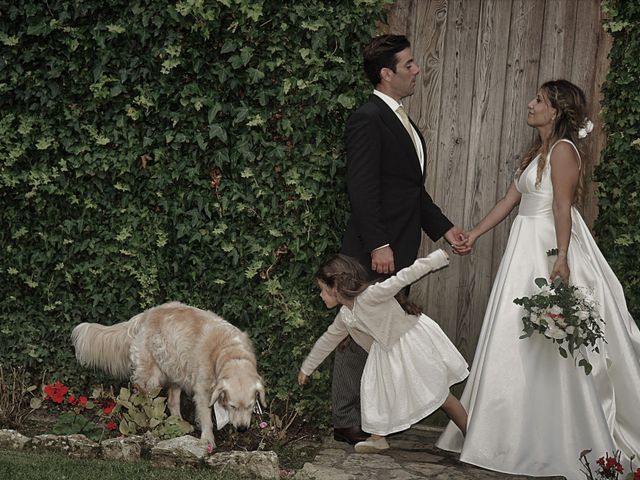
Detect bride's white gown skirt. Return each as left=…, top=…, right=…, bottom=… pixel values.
left=437, top=153, right=640, bottom=480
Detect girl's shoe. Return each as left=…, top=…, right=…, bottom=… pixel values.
left=354, top=436, right=390, bottom=453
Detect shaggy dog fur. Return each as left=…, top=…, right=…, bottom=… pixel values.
left=71, top=301, right=265, bottom=446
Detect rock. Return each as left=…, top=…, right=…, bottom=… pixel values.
left=343, top=453, right=402, bottom=470
left=101, top=436, right=144, bottom=461
left=0, top=429, right=31, bottom=450
left=205, top=451, right=279, bottom=480
left=313, top=448, right=348, bottom=467
left=30, top=433, right=100, bottom=458
left=150, top=435, right=208, bottom=468
left=294, top=463, right=356, bottom=480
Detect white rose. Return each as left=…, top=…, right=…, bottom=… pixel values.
left=577, top=310, right=589, bottom=321
left=544, top=325, right=567, bottom=340
left=549, top=305, right=563, bottom=315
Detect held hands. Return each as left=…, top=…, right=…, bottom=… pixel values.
left=297, top=370, right=308, bottom=386
left=445, top=226, right=472, bottom=255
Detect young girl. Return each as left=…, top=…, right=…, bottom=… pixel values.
left=298, top=249, right=469, bottom=453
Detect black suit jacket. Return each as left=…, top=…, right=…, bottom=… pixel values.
left=341, top=94, right=453, bottom=271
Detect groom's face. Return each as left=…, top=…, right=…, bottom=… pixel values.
left=383, top=47, right=420, bottom=100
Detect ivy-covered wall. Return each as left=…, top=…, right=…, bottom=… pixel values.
left=596, top=1, right=640, bottom=323
left=0, top=0, right=391, bottom=422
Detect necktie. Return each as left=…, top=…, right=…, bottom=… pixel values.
left=396, top=105, right=418, bottom=153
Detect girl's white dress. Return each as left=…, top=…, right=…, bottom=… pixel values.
left=437, top=140, right=640, bottom=480
left=301, top=250, right=469, bottom=435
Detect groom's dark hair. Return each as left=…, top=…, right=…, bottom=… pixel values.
left=363, top=34, right=411, bottom=86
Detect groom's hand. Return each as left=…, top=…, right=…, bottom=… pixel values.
left=445, top=226, right=471, bottom=255
left=371, top=245, right=395, bottom=274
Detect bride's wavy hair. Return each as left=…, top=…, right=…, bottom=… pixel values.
left=517, top=79, right=588, bottom=202
left=314, top=254, right=422, bottom=315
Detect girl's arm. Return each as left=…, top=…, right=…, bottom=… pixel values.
left=549, top=141, right=580, bottom=284
left=299, top=312, right=349, bottom=381
left=360, top=249, right=450, bottom=303
left=466, top=182, right=522, bottom=249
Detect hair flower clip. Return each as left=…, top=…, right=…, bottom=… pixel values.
left=578, top=119, right=594, bottom=139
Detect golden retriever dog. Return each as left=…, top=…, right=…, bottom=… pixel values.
left=71, top=301, right=265, bottom=446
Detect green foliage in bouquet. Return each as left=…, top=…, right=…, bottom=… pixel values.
left=0, top=0, right=392, bottom=426
left=514, top=277, right=605, bottom=375
left=597, top=1, right=640, bottom=325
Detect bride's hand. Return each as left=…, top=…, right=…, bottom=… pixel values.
left=550, top=257, right=570, bottom=284
left=466, top=230, right=479, bottom=250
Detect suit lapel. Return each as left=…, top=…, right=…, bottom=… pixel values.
left=370, top=95, right=424, bottom=177
left=411, top=118, right=428, bottom=181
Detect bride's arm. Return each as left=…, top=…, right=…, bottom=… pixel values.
left=550, top=142, right=580, bottom=284
left=466, top=182, right=522, bottom=248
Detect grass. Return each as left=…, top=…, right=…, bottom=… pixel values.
left=0, top=449, right=248, bottom=479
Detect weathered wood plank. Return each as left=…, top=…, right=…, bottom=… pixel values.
left=453, top=0, right=513, bottom=361
left=587, top=10, right=612, bottom=236
left=538, top=0, right=578, bottom=83
left=491, top=0, right=545, bottom=278
left=412, top=0, right=482, bottom=347
left=407, top=0, right=448, bottom=163
left=386, top=0, right=413, bottom=36
left=571, top=0, right=608, bottom=228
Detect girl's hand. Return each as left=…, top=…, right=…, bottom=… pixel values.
left=550, top=256, right=570, bottom=284
left=297, top=371, right=308, bottom=386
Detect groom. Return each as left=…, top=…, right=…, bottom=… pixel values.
left=334, top=34, right=468, bottom=444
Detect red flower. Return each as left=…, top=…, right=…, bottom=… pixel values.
left=78, top=396, right=88, bottom=407
left=105, top=421, right=118, bottom=431
left=53, top=382, right=69, bottom=396
left=67, top=395, right=77, bottom=406
left=102, top=400, right=115, bottom=415
left=43, top=382, right=69, bottom=404
left=43, top=384, right=55, bottom=399
left=597, top=454, right=624, bottom=478
left=633, top=467, right=640, bottom=480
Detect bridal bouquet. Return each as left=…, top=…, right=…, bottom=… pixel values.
left=514, top=277, right=605, bottom=375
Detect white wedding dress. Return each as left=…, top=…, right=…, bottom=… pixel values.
left=436, top=140, right=640, bottom=479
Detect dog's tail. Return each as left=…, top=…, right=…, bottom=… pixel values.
left=71, top=313, right=143, bottom=378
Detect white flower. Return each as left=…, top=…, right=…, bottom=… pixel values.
left=565, top=326, right=576, bottom=335
left=539, top=285, right=552, bottom=297
left=549, top=305, right=563, bottom=315
left=578, top=119, right=594, bottom=139
left=545, top=325, right=567, bottom=340
left=530, top=313, right=540, bottom=325
left=574, top=288, right=587, bottom=301
left=576, top=310, right=589, bottom=321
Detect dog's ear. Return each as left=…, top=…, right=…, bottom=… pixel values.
left=256, top=379, right=266, bottom=407
left=209, top=381, right=227, bottom=408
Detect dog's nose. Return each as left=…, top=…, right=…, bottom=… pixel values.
left=237, top=426, right=248, bottom=433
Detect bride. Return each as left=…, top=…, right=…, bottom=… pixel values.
left=438, top=79, right=640, bottom=479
